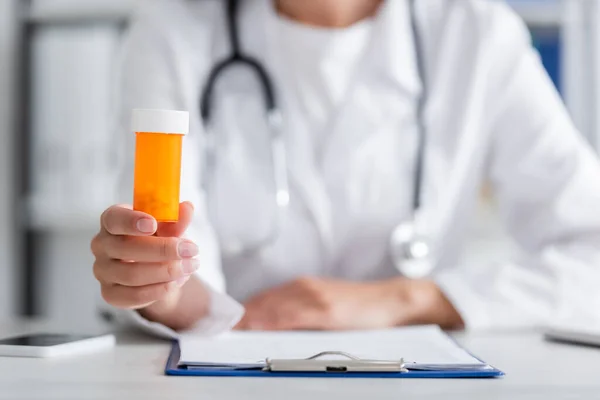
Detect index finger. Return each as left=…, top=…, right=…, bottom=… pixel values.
left=101, top=204, right=157, bottom=236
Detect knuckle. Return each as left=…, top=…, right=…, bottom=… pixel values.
left=102, top=235, right=119, bottom=258
left=283, top=308, right=312, bottom=330
left=119, top=264, right=138, bottom=286
left=321, top=301, right=335, bottom=316
left=92, top=261, right=103, bottom=283
left=295, top=276, right=317, bottom=291
left=319, top=300, right=337, bottom=323
left=109, top=235, right=133, bottom=260
left=314, top=291, right=330, bottom=309
left=160, top=282, right=173, bottom=297
left=90, top=233, right=109, bottom=257
left=100, top=285, right=114, bottom=305
left=90, top=234, right=103, bottom=256
left=294, top=276, right=310, bottom=287
left=101, top=207, right=116, bottom=232
left=100, top=208, right=108, bottom=228
left=159, top=238, right=170, bottom=259
left=158, top=237, right=177, bottom=259
left=286, top=310, right=303, bottom=326
left=165, top=261, right=181, bottom=281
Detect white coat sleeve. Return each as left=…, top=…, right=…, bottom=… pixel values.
left=105, top=2, right=243, bottom=339
left=434, top=4, right=600, bottom=330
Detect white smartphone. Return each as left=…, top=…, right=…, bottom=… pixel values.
left=0, top=333, right=116, bottom=358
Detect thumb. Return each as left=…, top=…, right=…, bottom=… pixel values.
left=155, top=201, right=194, bottom=238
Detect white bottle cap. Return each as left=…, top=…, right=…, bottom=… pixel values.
left=131, top=109, right=189, bottom=135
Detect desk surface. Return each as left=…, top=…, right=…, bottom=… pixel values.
left=1, top=320, right=599, bottom=400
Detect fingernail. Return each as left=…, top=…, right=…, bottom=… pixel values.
left=176, top=275, right=191, bottom=288
left=136, top=218, right=156, bottom=234
left=181, top=259, right=200, bottom=274
left=178, top=240, right=199, bottom=258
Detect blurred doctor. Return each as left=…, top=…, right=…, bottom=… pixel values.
left=91, top=0, right=600, bottom=337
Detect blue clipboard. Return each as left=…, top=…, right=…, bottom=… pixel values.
left=164, top=341, right=504, bottom=379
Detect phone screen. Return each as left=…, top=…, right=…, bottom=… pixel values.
left=0, top=334, right=95, bottom=347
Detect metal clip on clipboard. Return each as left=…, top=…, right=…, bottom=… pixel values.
left=265, top=351, right=408, bottom=373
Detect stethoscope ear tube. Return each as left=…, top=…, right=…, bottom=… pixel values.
left=200, top=0, right=278, bottom=122
left=408, top=0, right=427, bottom=214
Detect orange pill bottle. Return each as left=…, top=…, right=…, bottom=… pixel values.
left=131, top=109, right=189, bottom=222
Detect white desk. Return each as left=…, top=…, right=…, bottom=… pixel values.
left=1, top=320, right=599, bottom=400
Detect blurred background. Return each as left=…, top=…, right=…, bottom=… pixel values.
left=0, top=0, right=599, bottom=325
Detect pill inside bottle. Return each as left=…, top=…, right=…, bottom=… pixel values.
left=131, top=109, right=189, bottom=222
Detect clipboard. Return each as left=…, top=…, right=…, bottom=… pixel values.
left=164, top=341, right=504, bottom=378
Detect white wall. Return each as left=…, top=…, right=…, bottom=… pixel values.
left=27, top=11, right=127, bottom=324
left=37, top=232, right=100, bottom=324
left=561, top=0, right=600, bottom=149
left=29, top=0, right=136, bottom=22
left=0, top=0, right=19, bottom=319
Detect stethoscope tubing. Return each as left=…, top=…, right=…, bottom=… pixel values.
left=199, top=0, right=431, bottom=273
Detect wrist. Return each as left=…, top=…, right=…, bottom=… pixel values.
left=415, top=279, right=464, bottom=329
left=385, top=278, right=464, bottom=329
left=137, top=286, right=183, bottom=323
left=137, top=276, right=210, bottom=331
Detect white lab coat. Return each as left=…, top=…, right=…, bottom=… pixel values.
left=112, top=0, right=600, bottom=337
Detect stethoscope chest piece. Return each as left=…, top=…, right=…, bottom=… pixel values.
left=390, top=219, right=434, bottom=279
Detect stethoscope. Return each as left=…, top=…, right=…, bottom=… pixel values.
left=200, top=0, right=433, bottom=279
